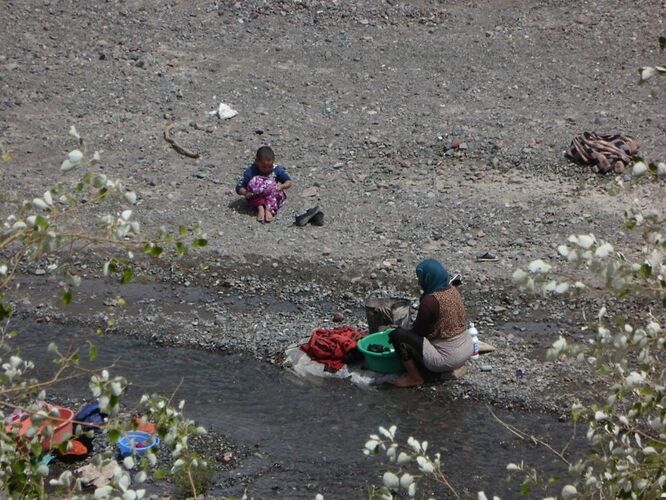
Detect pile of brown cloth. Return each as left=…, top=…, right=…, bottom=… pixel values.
left=566, top=132, right=639, bottom=174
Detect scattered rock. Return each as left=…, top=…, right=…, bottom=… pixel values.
left=301, top=187, right=318, bottom=198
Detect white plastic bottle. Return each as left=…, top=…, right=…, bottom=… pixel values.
left=469, top=322, right=480, bottom=361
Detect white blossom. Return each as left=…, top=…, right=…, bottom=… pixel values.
left=528, top=259, right=552, bottom=273
left=561, top=484, right=578, bottom=498
left=657, top=162, right=666, bottom=177
left=32, top=198, right=48, bottom=211
left=61, top=159, right=75, bottom=172
left=552, top=336, right=567, bottom=351
left=594, top=242, right=613, bottom=258
left=364, top=440, right=379, bottom=452
left=576, top=234, right=595, bottom=249
left=407, top=482, right=416, bottom=497
left=94, top=485, right=113, bottom=498
left=124, top=191, right=137, bottom=205
left=646, top=321, right=661, bottom=336
left=93, top=174, right=107, bottom=188
left=69, top=125, right=80, bottom=139
left=99, top=396, right=110, bottom=412
left=122, top=490, right=136, bottom=500
left=625, top=371, right=645, bottom=386
left=399, top=472, right=414, bottom=489
left=382, top=471, right=400, bottom=489
left=68, top=149, right=84, bottom=163
left=407, top=436, right=421, bottom=453
left=511, top=268, right=528, bottom=283
left=632, top=161, right=647, bottom=177
left=416, top=456, right=434, bottom=473
left=110, top=381, right=123, bottom=396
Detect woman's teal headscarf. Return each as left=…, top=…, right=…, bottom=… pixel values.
left=416, top=259, right=450, bottom=295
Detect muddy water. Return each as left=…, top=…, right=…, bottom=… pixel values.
left=12, top=322, right=579, bottom=499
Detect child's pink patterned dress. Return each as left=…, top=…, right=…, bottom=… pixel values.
left=246, top=174, right=286, bottom=214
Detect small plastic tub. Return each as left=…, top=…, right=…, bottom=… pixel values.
left=6, top=406, right=74, bottom=450
left=42, top=407, right=74, bottom=449
left=357, top=329, right=405, bottom=374
left=117, top=431, right=160, bottom=457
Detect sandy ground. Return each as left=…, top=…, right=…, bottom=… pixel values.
left=1, top=0, right=665, bottom=417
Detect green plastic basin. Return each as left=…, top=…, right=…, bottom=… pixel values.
left=357, top=329, right=405, bottom=374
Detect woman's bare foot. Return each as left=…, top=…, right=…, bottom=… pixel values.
left=393, top=373, right=424, bottom=388
left=264, top=209, right=274, bottom=223
left=256, top=206, right=265, bottom=222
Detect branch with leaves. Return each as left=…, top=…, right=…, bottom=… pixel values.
left=0, top=126, right=208, bottom=307
left=0, top=128, right=212, bottom=499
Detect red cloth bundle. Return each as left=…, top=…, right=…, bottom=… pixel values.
left=300, top=326, right=366, bottom=372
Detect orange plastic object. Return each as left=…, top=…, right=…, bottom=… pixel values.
left=61, top=439, right=88, bottom=457
left=133, top=418, right=157, bottom=435
left=6, top=406, right=74, bottom=450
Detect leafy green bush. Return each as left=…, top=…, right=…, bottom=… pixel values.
left=0, top=129, right=210, bottom=498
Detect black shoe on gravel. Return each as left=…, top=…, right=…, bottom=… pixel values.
left=294, top=206, right=320, bottom=226
left=310, top=211, right=324, bottom=226
left=476, top=252, right=499, bottom=262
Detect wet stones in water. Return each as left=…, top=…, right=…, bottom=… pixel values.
left=367, top=343, right=391, bottom=353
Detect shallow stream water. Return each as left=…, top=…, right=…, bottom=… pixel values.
left=12, top=322, right=579, bottom=499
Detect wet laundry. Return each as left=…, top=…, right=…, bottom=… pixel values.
left=366, top=343, right=391, bottom=353
left=300, top=326, right=366, bottom=372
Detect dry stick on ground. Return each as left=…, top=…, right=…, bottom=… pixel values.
left=187, top=466, right=197, bottom=499
left=164, top=123, right=200, bottom=159
left=560, top=419, right=577, bottom=457
left=486, top=405, right=571, bottom=466
left=433, top=469, right=460, bottom=500
left=166, top=377, right=185, bottom=408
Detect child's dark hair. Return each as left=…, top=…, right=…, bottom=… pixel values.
left=256, top=146, right=275, bottom=162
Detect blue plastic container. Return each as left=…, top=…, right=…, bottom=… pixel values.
left=357, top=329, right=405, bottom=374
left=117, top=431, right=159, bottom=457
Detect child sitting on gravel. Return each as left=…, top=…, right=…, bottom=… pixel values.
left=235, top=146, right=292, bottom=223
